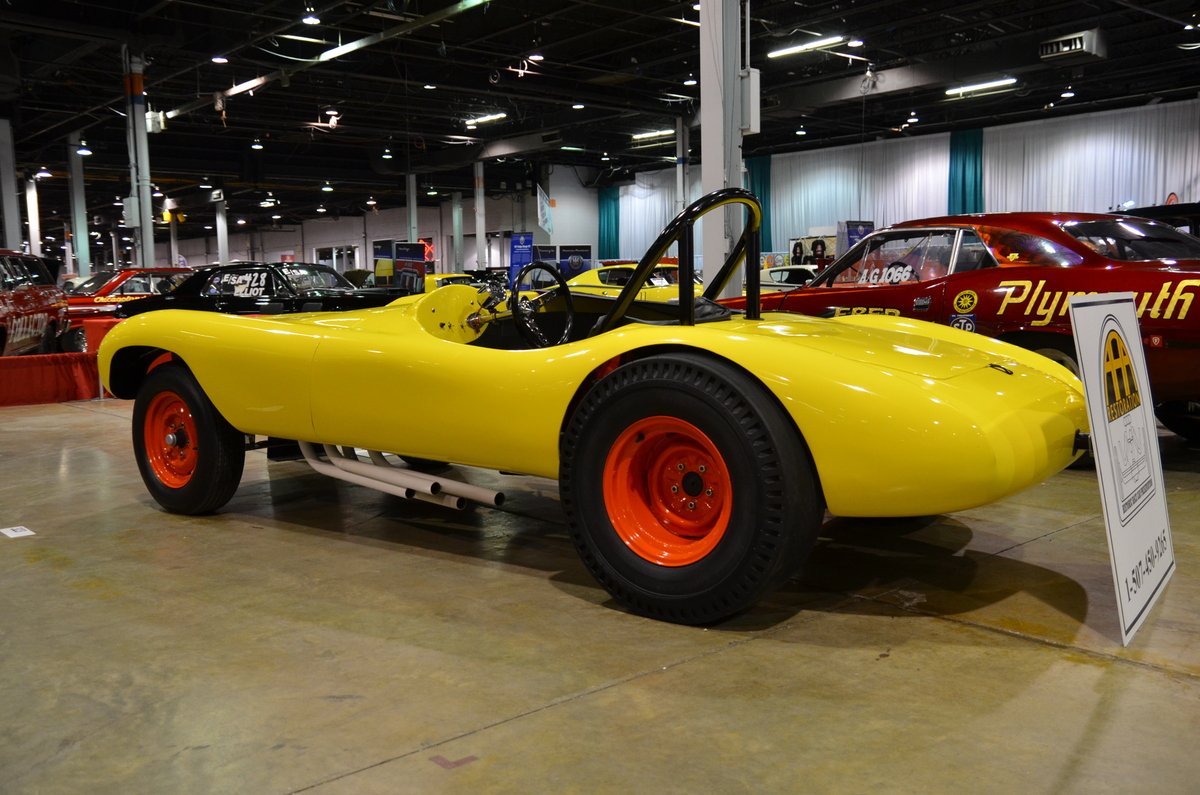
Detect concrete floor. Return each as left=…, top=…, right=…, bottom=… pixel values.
left=1, top=398, right=1198, bottom=794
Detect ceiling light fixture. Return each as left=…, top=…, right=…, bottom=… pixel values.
left=426, top=188, right=438, bottom=195
left=572, top=103, right=585, bottom=109
left=316, top=205, right=327, bottom=213
left=251, top=137, right=264, bottom=150
left=199, top=177, right=213, bottom=189
left=236, top=218, right=247, bottom=226
left=76, top=140, right=92, bottom=156
left=945, top=77, right=1017, bottom=95
left=907, top=111, right=919, bottom=123
left=152, top=185, right=164, bottom=197
left=683, top=75, right=697, bottom=86
left=302, top=4, right=320, bottom=25
left=381, top=146, right=393, bottom=159
left=600, top=152, right=610, bottom=161
left=466, top=112, right=507, bottom=125
left=847, top=38, right=864, bottom=47
left=527, top=53, right=544, bottom=62
left=632, top=128, right=674, bottom=140
left=366, top=196, right=377, bottom=206
left=560, top=145, right=584, bottom=152
left=211, top=55, right=229, bottom=64
left=324, top=107, right=340, bottom=116
left=795, top=127, right=807, bottom=136
left=272, top=214, right=282, bottom=220
left=767, top=35, right=845, bottom=58
left=1060, top=86, right=1076, bottom=98
left=321, top=180, right=333, bottom=192
left=35, top=166, right=51, bottom=179
left=423, top=84, right=436, bottom=90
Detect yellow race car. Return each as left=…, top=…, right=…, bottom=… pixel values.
left=567, top=263, right=701, bottom=302
left=99, top=189, right=1088, bottom=625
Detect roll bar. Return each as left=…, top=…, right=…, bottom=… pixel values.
left=591, top=187, right=762, bottom=335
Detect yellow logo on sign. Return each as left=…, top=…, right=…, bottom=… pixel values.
left=953, top=290, right=978, bottom=313
left=1103, top=328, right=1141, bottom=422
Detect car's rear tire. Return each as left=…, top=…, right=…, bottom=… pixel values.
left=132, top=363, right=245, bottom=514
left=560, top=353, right=824, bottom=624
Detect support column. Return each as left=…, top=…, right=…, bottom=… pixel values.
left=25, top=178, right=41, bottom=256
left=451, top=191, right=464, bottom=272
left=124, top=51, right=155, bottom=267
left=215, top=199, right=230, bottom=264
left=67, top=132, right=91, bottom=276
left=406, top=173, right=419, bottom=243
left=675, top=116, right=688, bottom=216
left=169, top=214, right=180, bottom=266
left=0, top=119, right=20, bottom=250
left=699, top=0, right=745, bottom=297
left=473, top=161, right=486, bottom=269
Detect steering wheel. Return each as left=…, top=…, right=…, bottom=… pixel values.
left=511, top=261, right=575, bottom=348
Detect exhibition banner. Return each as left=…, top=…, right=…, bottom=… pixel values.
left=510, top=232, right=534, bottom=284
left=1069, top=293, right=1175, bottom=645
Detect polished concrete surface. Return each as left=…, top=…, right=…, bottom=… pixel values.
left=2, top=398, right=1199, bottom=794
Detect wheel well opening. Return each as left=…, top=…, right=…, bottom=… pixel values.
left=108, top=346, right=181, bottom=398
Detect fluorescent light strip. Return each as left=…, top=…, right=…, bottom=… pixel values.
left=466, top=112, right=507, bottom=125
left=632, top=128, right=674, bottom=140
left=945, top=77, right=1017, bottom=95
left=767, top=36, right=845, bottom=58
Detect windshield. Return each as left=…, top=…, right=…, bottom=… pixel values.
left=278, top=263, right=352, bottom=292
left=68, top=270, right=117, bottom=295
left=1062, top=219, right=1200, bottom=261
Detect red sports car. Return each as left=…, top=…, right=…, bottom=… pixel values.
left=724, top=212, right=1200, bottom=440
left=63, top=268, right=191, bottom=350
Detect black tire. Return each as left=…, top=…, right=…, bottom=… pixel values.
left=38, top=324, right=58, bottom=354
left=560, top=353, right=824, bottom=624
left=1155, top=401, right=1200, bottom=443
left=60, top=326, right=87, bottom=353
left=1030, top=337, right=1079, bottom=376
left=132, top=363, right=245, bottom=514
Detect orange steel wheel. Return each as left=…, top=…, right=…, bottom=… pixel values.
left=602, top=415, right=732, bottom=566
left=143, top=390, right=199, bottom=488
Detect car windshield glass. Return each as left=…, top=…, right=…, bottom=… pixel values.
left=279, top=264, right=351, bottom=291
left=822, top=231, right=955, bottom=285
left=68, top=271, right=117, bottom=295
left=1061, top=219, right=1200, bottom=261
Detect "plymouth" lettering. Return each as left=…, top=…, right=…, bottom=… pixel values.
left=996, top=279, right=1200, bottom=325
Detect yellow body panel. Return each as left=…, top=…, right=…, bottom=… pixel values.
left=99, top=285, right=1087, bottom=518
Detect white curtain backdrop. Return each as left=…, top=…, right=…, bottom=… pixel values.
left=769, top=133, right=951, bottom=243
left=983, top=98, right=1200, bottom=212
left=618, top=168, right=704, bottom=260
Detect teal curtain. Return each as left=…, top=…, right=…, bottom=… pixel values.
left=948, top=129, right=984, bottom=215
left=598, top=186, right=620, bottom=259
left=744, top=155, right=773, bottom=250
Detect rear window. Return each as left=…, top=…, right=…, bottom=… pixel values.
left=1061, top=219, right=1200, bottom=261
left=974, top=227, right=1084, bottom=267
left=69, top=271, right=118, bottom=295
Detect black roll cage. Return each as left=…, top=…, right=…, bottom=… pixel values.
left=591, top=187, right=763, bottom=335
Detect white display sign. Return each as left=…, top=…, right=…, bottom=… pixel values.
left=1, top=526, right=35, bottom=538
left=1069, top=293, right=1175, bottom=645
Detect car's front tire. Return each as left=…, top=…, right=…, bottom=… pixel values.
left=132, top=363, right=245, bottom=514
left=560, top=353, right=823, bottom=624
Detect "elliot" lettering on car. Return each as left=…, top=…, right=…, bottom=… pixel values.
left=997, top=279, right=1200, bottom=325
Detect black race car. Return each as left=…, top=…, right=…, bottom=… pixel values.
left=116, top=262, right=412, bottom=318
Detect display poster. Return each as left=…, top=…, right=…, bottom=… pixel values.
left=558, top=245, right=592, bottom=279
left=1069, top=293, right=1175, bottom=645
left=394, top=242, right=427, bottom=292
left=761, top=252, right=787, bottom=268
left=836, top=221, right=874, bottom=260
left=534, top=245, right=558, bottom=262
left=509, top=232, right=534, bottom=285
left=537, top=184, right=554, bottom=235
left=372, top=240, right=395, bottom=283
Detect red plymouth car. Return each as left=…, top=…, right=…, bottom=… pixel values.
left=63, top=267, right=191, bottom=350
left=724, top=212, right=1200, bottom=440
